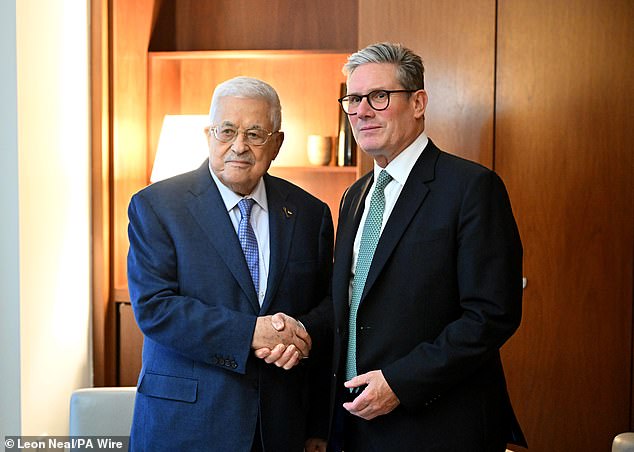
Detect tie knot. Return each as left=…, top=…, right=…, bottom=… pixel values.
left=375, top=170, right=393, bottom=191
left=238, top=198, right=255, bottom=219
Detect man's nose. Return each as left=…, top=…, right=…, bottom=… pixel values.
left=231, top=133, right=250, bottom=153
left=356, top=97, right=375, bottom=117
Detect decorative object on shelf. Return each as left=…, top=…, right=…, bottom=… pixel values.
left=306, top=135, right=333, bottom=166
left=337, top=82, right=357, bottom=167
left=150, top=115, right=209, bottom=183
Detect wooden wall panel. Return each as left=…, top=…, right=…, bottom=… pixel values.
left=90, top=0, right=114, bottom=386
left=267, top=166, right=357, bottom=230
left=169, top=0, right=357, bottom=51
left=146, top=57, right=182, bottom=177
left=496, top=1, right=634, bottom=450
left=118, top=302, right=144, bottom=386
left=357, top=0, right=496, bottom=169
left=112, top=0, right=156, bottom=292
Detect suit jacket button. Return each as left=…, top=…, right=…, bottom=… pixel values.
left=212, top=357, right=218, bottom=365
left=231, top=362, right=238, bottom=369
left=219, top=358, right=225, bottom=365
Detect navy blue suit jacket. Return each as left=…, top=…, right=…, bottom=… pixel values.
left=331, top=141, right=527, bottom=451
left=127, top=162, right=333, bottom=451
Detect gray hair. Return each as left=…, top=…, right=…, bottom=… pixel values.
left=343, top=42, right=425, bottom=90
left=208, top=76, right=282, bottom=131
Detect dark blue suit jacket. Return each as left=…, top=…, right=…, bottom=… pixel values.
left=127, top=162, right=333, bottom=451
left=331, top=141, right=527, bottom=451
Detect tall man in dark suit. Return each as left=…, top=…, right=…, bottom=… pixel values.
left=127, top=76, right=332, bottom=452
left=330, top=42, right=527, bottom=451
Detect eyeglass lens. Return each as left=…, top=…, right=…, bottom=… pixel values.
left=213, top=126, right=272, bottom=145
left=339, top=89, right=414, bottom=115
left=341, top=90, right=390, bottom=114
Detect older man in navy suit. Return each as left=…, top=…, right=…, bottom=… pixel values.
left=127, top=76, right=332, bottom=451
left=329, top=42, right=527, bottom=451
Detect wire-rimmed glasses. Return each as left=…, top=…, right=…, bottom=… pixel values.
left=209, top=125, right=277, bottom=146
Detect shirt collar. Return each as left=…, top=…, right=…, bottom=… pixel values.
left=374, top=131, right=428, bottom=186
left=208, top=165, right=268, bottom=213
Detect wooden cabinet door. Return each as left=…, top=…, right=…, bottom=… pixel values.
left=496, top=1, right=634, bottom=450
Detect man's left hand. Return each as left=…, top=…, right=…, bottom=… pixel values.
left=343, top=370, right=400, bottom=420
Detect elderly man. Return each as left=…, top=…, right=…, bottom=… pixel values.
left=127, top=76, right=332, bottom=452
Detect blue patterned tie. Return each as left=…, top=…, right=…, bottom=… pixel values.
left=237, top=198, right=259, bottom=292
left=346, top=170, right=393, bottom=381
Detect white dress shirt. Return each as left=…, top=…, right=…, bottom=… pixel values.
left=210, top=167, right=269, bottom=306
left=350, top=132, right=429, bottom=301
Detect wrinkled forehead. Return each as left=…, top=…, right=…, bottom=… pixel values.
left=211, top=96, right=274, bottom=129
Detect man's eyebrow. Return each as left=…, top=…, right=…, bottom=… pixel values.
left=347, top=88, right=389, bottom=96
left=218, top=121, right=266, bottom=130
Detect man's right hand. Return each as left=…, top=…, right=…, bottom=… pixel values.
left=251, top=312, right=311, bottom=369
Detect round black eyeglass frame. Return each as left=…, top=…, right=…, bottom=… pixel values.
left=338, top=89, right=416, bottom=115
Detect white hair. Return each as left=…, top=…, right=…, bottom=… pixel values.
left=208, top=76, right=282, bottom=131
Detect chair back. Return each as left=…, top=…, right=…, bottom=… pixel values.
left=69, top=387, right=136, bottom=437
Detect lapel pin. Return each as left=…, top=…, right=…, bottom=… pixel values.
left=282, top=206, right=293, bottom=218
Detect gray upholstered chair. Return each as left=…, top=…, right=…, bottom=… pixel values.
left=613, top=433, right=634, bottom=452
left=69, top=387, right=136, bottom=437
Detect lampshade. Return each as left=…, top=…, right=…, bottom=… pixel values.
left=150, top=114, right=209, bottom=183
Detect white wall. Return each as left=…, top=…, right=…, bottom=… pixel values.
left=15, top=0, right=92, bottom=435
left=0, top=0, right=23, bottom=440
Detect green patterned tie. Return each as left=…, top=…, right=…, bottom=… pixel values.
left=346, top=169, right=393, bottom=382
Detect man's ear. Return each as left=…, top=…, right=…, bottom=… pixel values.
left=412, top=90, right=428, bottom=119
left=204, top=125, right=213, bottom=147
left=271, top=131, right=284, bottom=160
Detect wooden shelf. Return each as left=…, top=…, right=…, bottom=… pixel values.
left=270, top=165, right=357, bottom=172
left=148, top=49, right=357, bottom=60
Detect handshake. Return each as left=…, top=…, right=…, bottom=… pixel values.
left=251, top=313, right=311, bottom=370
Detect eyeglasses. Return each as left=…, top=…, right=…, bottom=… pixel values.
left=209, top=125, right=277, bottom=146
left=338, top=89, right=416, bottom=115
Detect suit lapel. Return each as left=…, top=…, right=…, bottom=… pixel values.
left=360, top=143, right=440, bottom=303
left=338, top=175, right=373, bottom=269
left=185, top=163, right=260, bottom=313
left=260, top=174, right=296, bottom=314
left=333, top=174, right=373, bottom=324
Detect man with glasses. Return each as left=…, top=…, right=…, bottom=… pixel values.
left=127, top=76, right=332, bottom=451
left=330, top=42, right=527, bottom=451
